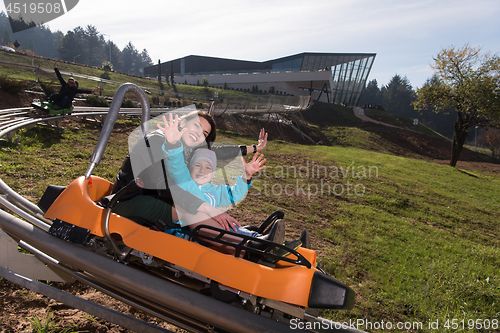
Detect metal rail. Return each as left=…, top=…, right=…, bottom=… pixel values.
left=0, top=209, right=305, bottom=333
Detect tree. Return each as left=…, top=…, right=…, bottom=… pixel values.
left=485, top=128, right=500, bottom=160
left=359, top=79, right=381, bottom=108
left=202, top=77, right=209, bottom=88
left=171, top=61, right=176, bottom=92
left=383, top=74, right=416, bottom=118
left=2, top=29, right=11, bottom=44
left=21, top=24, right=59, bottom=58
left=84, top=25, right=104, bottom=67
left=108, top=41, right=123, bottom=72
left=121, top=42, right=139, bottom=74
left=57, top=27, right=90, bottom=63
left=139, top=49, right=153, bottom=74
left=414, top=44, right=500, bottom=167
left=57, top=30, right=82, bottom=62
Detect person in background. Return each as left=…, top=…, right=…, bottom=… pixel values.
left=48, top=60, right=98, bottom=109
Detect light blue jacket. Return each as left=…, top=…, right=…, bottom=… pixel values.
left=163, top=144, right=251, bottom=209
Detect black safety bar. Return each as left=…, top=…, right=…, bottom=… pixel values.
left=190, top=225, right=311, bottom=269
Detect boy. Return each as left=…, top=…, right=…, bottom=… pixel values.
left=164, top=146, right=304, bottom=261
left=164, top=146, right=271, bottom=238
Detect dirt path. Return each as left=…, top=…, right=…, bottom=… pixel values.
left=353, top=107, right=415, bottom=130
left=353, top=107, right=397, bottom=127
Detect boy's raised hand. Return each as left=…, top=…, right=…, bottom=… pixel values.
left=243, top=152, right=266, bottom=180
left=157, top=113, right=187, bottom=145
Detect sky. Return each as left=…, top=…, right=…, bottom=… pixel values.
left=2, top=0, right=499, bottom=89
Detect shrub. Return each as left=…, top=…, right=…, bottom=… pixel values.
left=164, top=93, right=170, bottom=105
left=99, top=72, right=111, bottom=80
left=39, top=81, right=57, bottom=97
left=121, top=99, right=135, bottom=108
left=152, top=95, right=159, bottom=105
left=0, top=75, right=31, bottom=94
left=85, top=95, right=109, bottom=107
left=102, top=61, right=113, bottom=72
left=202, top=77, right=209, bottom=88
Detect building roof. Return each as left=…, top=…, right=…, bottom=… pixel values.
left=143, top=52, right=376, bottom=106
left=144, top=52, right=376, bottom=76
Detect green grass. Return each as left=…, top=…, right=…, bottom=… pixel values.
left=0, top=121, right=131, bottom=201
left=221, top=133, right=499, bottom=332
left=29, top=311, right=81, bottom=333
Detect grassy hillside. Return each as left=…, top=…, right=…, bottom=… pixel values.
left=0, top=119, right=498, bottom=332
left=301, top=102, right=494, bottom=163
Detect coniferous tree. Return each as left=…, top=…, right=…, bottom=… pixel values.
left=57, top=29, right=81, bottom=62
left=359, top=79, right=382, bottom=108
left=84, top=25, right=105, bottom=67
left=121, top=42, right=139, bottom=74
left=383, top=74, right=416, bottom=118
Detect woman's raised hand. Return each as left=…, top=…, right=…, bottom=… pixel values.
left=157, top=113, right=187, bottom=145
left=256, top=128, right=268, bottom=152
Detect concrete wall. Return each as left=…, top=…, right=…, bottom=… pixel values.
left=174, top=70, right=334, bottom=103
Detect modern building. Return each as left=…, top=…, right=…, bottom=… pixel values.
left=144, top=52, right=376, bottom=106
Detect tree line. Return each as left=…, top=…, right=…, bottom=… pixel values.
left=0, top=11, right=153, bottom=75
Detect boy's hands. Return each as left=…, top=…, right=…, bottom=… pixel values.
left=197, top=203, right=241, bottom=230
left=242, top=152, right=266, bottom=180
left=157, top=113, right=187, bottom=145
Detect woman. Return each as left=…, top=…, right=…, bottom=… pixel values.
left=111, top=110, right=272, bottom=243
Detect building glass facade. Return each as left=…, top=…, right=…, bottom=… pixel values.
left=270, top=53, right=376, bottom=106
left=145, top=52, right=376, bottom=107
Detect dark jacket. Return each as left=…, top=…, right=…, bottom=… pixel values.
left=55, top=67, right=92, bottom=99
